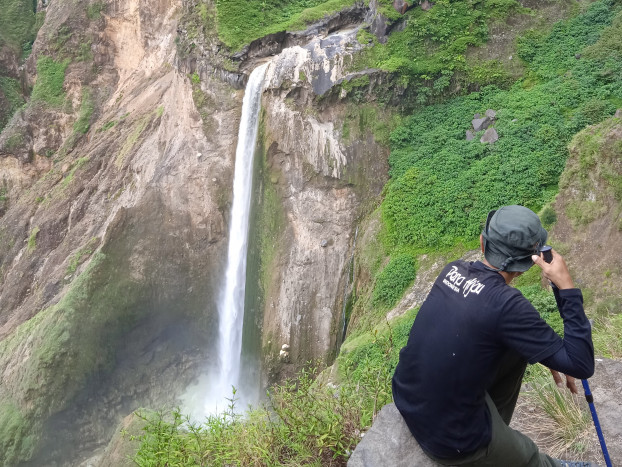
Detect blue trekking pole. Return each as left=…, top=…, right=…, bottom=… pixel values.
left=581, top=379, right=612, bottom=467
left=540, top=247, right=612, bottom=467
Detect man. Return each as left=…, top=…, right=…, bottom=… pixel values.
left=392, top=205, right=595, bottom=467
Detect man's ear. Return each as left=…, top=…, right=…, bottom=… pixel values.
left=480, top=234, right=485, bottom=254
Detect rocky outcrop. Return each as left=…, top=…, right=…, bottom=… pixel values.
left=348, top=403, right=440, bottom=467
left=232, top=3, right=368, bottom=63
left=349, top=359, right=622, bottom=466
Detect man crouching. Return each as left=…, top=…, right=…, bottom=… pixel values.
left=392, top=205, right=594, bottom=467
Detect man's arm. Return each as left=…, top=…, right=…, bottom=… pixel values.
left=531, top=250, right=595, bottom=385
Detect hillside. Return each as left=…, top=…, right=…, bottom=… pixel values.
left=0, top=0, right=620, bottom=465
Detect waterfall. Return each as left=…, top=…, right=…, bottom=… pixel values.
left=205, top=63, right=269, bottom=414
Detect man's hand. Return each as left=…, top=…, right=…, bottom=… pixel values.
left=531, top=249, right=575, bottom=290
left=550, top=369, right=578, bottom=394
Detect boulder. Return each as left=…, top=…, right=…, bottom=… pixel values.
left=615, top=109, right=621, bottom=118
left=393, top=0, right=410, bottom=14
left=472, top=117, right=491, bottom=132
left=421, top=0, right=433, bottom=11
left=466, top=130, right=475, bottom=141
left=480, top=128, right=499, bottom=144
left=485, top=109, right=497, bottom=119
left=348, top=404, right=441, bottom=466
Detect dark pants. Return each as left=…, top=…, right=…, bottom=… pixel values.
left=427, top=351, right=559, bottom=467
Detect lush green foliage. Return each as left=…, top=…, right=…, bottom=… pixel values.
left=31, top=56, right=69, bottom=106
left=353, top=0, right=524, bottom=99
left=215, top=0, right=354, bottom=50
left=0, top=0, right=37, bottom=52
left=382, top=0, right=622, bottom=252
left=372, top=253, right=416, bottom=307
left=0, top=76, right=25, bottom=131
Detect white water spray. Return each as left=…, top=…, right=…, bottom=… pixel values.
left=204, top=63, right=269, bottom=414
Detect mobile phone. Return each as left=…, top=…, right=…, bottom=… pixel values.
left=540, top=246, right=553, bottom=263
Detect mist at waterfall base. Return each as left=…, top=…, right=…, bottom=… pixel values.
left=181, top=63, right=269, bottom=420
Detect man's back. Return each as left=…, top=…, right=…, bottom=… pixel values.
left=392, top=260, right=563, bottom=458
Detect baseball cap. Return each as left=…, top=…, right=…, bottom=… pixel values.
left=481, top=205, right=548, bottom=272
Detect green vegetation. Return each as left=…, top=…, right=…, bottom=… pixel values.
left=0, top=250, right=145, bottom=464
left=66, top=238, right=99, bottom=275
left=31, top=56, right=69, bottom=106
left=562, top=115, right=622, bottom=226
left=215, top=0, right=355, bottom=50
left=371, top=253, right=416, bottom=308
left=0, top=0, right=38, bottom=53
left=353, top=0, right=526, bottom=100
left=27, top=226, right=39, bottom=253
left=4, top=131, right=24, bottom=151
left=116, top=115, right=151, bottom=168
left=382, top=0, right=621, bottom=254
left=86, top=1, right=107, bottom=20
left=526, top=378, right=593, bottom=458
left=0, top=76, right=25, bottom=131
left=132, top=308, right=418, bottom=466
left=73, top=88, right=94, bottom=134
left=61, top=157, right=90, bottom=189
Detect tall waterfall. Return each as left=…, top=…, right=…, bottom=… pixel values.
left=206, top=63, right=269, bottom=413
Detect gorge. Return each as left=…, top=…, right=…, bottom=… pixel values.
left=1, top=0, right=622, bottom=465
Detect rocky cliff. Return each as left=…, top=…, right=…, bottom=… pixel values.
left=0, top=0, right=240, bottom=463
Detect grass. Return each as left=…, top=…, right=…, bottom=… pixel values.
left=523, top=378, right=594, bottom=459
left=61, top=157, right=89, bottom=189
left=31, top=56, right=69, bottom=107
left=0, top=76, right=25, bottom=131
left=27, top=226, right=39, bottom=253
left=215, top=0, right=355, bottom=50
left=66, top=238, right=99, bottom=275
left=116, top=115, right=151, bottom=168
left=0, top=0, right=37, bottom=52
left=73, top=88, right=94, bottom=135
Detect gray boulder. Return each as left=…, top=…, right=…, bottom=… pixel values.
left=480, top=127, right=499, bottom=144
left=615, top=109, right=621, bottom=118
left=348, top=404, right=442, bottom=466
left=472, top=117, right=491, bottom=132
left=485, top=109, right=497, bottom=119
left=466, top=130, right=475, bottom=141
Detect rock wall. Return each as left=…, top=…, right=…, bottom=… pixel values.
left=0, top=0, right=240, bottom=464
left=253, top=28, right=388, bottom=379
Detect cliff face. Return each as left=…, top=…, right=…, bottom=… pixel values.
left=0, top=0, right=243, bottom=463
left=0, top=0, right=390, bottom=463
left=255, top=32, right=388, bottom=376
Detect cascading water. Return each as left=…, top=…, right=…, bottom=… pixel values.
left=204, top=63, right=269, bottom=414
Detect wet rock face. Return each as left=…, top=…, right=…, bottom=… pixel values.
left=257, top=29, right=388, bottom=375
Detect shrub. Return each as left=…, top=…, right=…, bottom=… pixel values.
left=372, top=253, right=416, bottom=308
left=31, top=56, right=69, bottom=106
left=381, top=1, right=622, bottom=252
